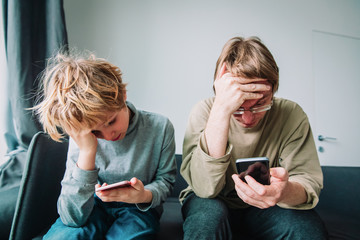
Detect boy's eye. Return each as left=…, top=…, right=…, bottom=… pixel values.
left=108, top=118, right=116, bottom=126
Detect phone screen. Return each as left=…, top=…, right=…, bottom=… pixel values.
left=96, top=180, right=131, bottom=191
left=236, top=157, right=270, bottom=185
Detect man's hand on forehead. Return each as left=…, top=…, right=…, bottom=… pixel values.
left=220, top=72, right=267, bottom=83
left=219, top=73, right=271, bottom=93
left=217, top=63, right=272, bottom=86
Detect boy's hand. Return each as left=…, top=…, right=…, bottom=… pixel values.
left=64, top=124, right=98, bottom=152
left=64, top=124, right=98, bottom=170
left=95, top=177, right=153, bottom=204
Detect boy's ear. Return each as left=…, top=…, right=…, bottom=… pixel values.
left=123, top=90, right=127, bottom=101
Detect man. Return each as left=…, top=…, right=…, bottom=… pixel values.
left=180, top=36, right=328, bottom=239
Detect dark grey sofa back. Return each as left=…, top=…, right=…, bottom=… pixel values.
left=315, top=166, right=360, bottom=239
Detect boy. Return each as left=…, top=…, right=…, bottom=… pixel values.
left=33, top=52, right=176, bottom=239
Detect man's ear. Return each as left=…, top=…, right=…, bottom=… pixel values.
left=213, top=63, right=228, bottom=94
left=217, top=63, right=227, bottom=80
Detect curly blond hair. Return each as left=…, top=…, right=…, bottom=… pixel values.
left=32, top=51, right=127, bottom=141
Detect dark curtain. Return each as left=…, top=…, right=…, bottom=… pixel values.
left=0, top=0, right=68, bottom=238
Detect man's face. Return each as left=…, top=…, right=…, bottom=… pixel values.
left=233, top=81, right=273, bottom=128
left=91, top=106, right=130, bottom=141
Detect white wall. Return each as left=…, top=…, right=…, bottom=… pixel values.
left=63, top=0, right=360, bottom=157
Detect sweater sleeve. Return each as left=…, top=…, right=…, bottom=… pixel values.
left=57, top=138, right=99, bottom=227
left=136, top=119, right=177, bottom=211
left=277, top=105, right=323, bottom=210
left=180, top=100, right=232, bottom=198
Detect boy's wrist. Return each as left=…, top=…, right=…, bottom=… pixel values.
left=141, top=189, right=153, bottom=204
left=77, top=150, right=97, bottom=171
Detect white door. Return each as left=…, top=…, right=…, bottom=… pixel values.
left=313, top=31, right=360, bottom=166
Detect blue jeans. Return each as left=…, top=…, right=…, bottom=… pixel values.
left=44, top=197, right=160, bottom=240
left=182, top=193, right=328, bottom=240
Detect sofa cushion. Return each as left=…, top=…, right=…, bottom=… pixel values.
left=157, top=154, right=185, bottom=239
left=170, top=154, right=187, bottom=198
left=315, top=166, right=360, bottom=239
left=157, top=198, right=183, bottom=240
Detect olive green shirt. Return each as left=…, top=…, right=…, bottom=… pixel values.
left=180, top=97, right=323, bottom=210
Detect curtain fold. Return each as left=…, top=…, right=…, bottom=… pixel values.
left=5, top=0, right=68, bottom=150
left=0, top=0, right=68, bottom=238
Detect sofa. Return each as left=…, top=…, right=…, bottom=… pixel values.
left=158, top=157, right=360, bottom=240
left=7, top=132, right=360, bottom=239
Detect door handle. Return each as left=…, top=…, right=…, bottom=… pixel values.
left=318, top=135, right=337, bottom=142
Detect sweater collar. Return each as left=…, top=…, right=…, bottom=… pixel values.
left=125, top=101, right=139, bottom=135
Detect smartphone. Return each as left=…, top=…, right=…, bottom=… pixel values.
left=95, top=180, right=131, bottom=191
left=236, top=157, right=270, bottom=185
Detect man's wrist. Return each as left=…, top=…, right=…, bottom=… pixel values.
left=211, top=101, right=233, bottom=119
left=279, top=181, right=307, bottom=206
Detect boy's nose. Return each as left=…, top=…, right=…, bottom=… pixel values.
left=103, top=130, right=115, bottom=141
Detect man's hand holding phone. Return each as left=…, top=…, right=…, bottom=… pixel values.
left=236, top=157, right=270, bottom=185
left=232, top=157, right=292, bottom=209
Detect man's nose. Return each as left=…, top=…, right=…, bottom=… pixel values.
left=242, top=111, right=255, bottom=123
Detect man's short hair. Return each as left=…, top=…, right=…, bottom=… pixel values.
left=214, top=36, right=279, bottom=93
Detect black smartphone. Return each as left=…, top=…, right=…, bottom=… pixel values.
left=236, top=157, right=270, bottom=185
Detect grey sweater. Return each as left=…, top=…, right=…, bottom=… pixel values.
left=57, top=102, right=176, bottom=227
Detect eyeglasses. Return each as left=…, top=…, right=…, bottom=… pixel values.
left=233, top=101, right=273, bottom=115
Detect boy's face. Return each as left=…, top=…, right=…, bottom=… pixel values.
left=91, top=106, right=130, bottom=141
